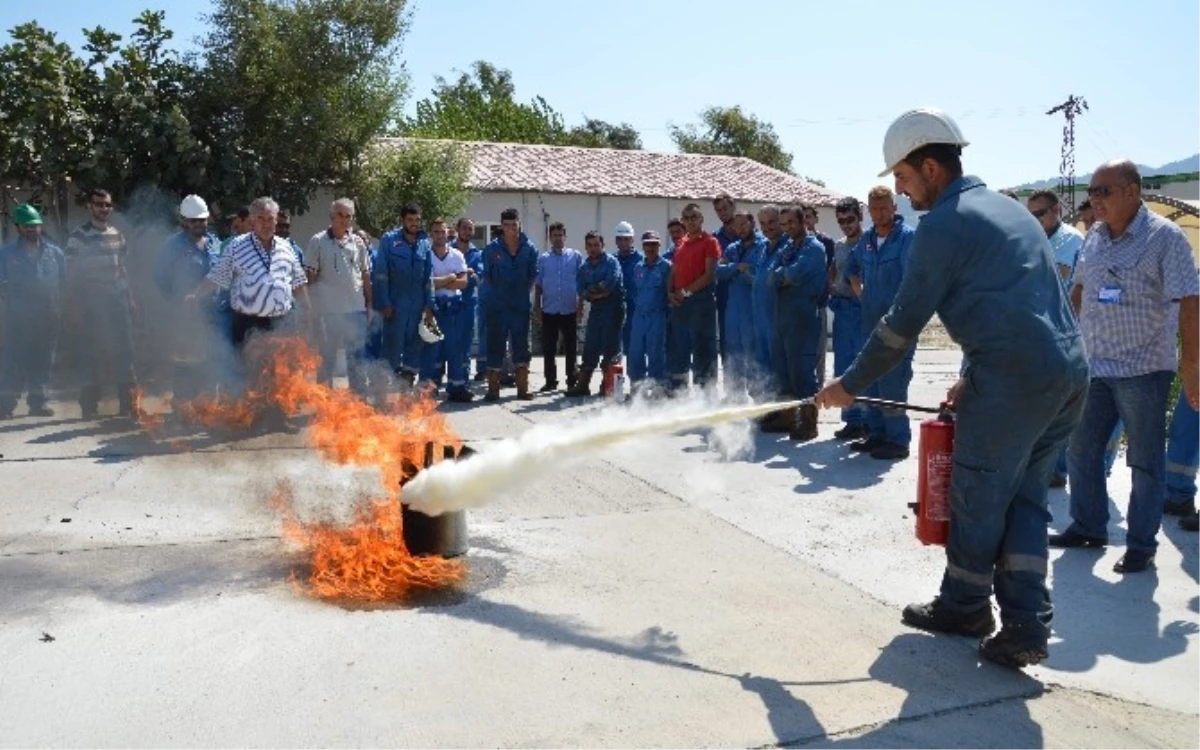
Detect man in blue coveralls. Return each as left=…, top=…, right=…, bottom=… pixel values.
left=829, top=197, right=869, bottom=440
left=0, top=204, right=65, bottom=419
left=567, top=231, right=624, bottom=398
left=154, top=194, right=220, bottom=407
left=482, top=208, right=538, bottom=401
left=844, top=185, right=917, bottom=460
left=613, top=221, right=642, bottom=363
left=627, top=231, right=671, bottom=395
left=717, top=210, right=764, bottom=400
left=374, top=202, right=435, bottom=390
left=772, top=206, right=828, bottom=441
left=816, top=108, right=1089, bottom=670
left=752, top=206, right=788, bottom=393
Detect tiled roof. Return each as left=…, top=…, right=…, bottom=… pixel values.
left=377, top=138, right=843, bottom=206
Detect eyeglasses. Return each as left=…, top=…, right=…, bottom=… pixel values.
left=1087, top=185, right=1119, bottom=199
left=836, top=216, right=857, bottom=226
left=1029, top=207, right=1051, bottom=219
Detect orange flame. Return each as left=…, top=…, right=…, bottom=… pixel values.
left=137, top=336, right=467, bottom=602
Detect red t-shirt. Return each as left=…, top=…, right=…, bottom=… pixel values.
left=671, top=233, right=721, bottom=290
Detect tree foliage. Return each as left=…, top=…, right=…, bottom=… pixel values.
left=670, top=106, right=793, bottom=173
left=564, top=118, right=642, bottom=150
left=406, top=61, right=565, bottom=144
left=351, top=141, right=471, bottom=235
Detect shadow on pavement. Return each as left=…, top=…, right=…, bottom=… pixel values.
left=1047, top=550, right=1198, bottom=672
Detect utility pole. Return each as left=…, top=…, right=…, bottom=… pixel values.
left=1046, top=95, right=1088, bottom=212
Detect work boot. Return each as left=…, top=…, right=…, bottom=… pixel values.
left=446, top=387, right=475, bottom=403
left=1163, top=498, right=1196, bottom=517
left=902, top=598, right=995, bottom=637
left=1181, top=512, right=1199, bottom=532
left=28, top=405, right=55, bottom=417
left=850, top=435, right=887, bottom=452
left=118, top=383, right=139, bottom=418
left=485, top=371, right=500, bottom=402
left=979, top=624, right=1048, bottom=669
left=870, top=442, right=910, bottom=460
left=566, top=370, right=593, bottom=397
left=399, top=370, right=417, bottom=391
left=515, top=366, right=534, bottom=401
left=833, top=424, right=869, bottom=440
left=790, top=404, right=819, bottom=442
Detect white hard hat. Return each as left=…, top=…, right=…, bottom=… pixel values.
left=180, top=194, right=210, bottom=220
left=614, top=221, right=634, bottom=238
left=878, top=108, right=969, bottom=177
left=418, top=318, right=444, bottom=344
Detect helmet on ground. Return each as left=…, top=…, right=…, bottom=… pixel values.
left=180, top=194, right=210, bottom=220
left=614, top=221, right=635, bottom=238
left=879, top=108, right=969, bottom=177
left=14, top=203, right=43, bottom=225
left=418, top=318, right=444, bottom=343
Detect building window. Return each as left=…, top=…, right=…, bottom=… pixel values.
left=471, top=223, right=503, bottom=246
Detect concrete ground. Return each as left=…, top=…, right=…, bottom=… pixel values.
left=0, top=349, right=1196, bottom=748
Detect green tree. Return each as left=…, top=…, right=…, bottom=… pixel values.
left=351, top=140, right=471, bottom=236
left=195, top=0, right=411, bottom=213
left=670, top=106, right=793, bottom=173
left=564, top=117, right=642, bottom=150
left=405, top=61, right=566, bottom=144
left=0, top=22, right=94, bottom=236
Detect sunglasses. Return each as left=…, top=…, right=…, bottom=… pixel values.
left=1087, top=185, right=1123, bottom=198
left=1029, top=207, right=1051, bottom=219
left=836, top=216, right=857, bottom=226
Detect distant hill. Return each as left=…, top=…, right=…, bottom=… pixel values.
left=1012, top=154, right=1199, bottom=190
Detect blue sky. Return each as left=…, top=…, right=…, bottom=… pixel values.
left=5, top=0, right=1198, bottom=200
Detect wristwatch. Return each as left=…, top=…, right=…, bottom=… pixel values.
left=681, top=288, right=692, bottom=298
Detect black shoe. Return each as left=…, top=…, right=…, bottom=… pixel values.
left=538, top=381, right=558, bottom=393
left=1163, top=498, right=1196, bottom=517
left=902, top=599, right=995, bottom=637
left=1113, top=550, right=1155, bottom=574
left=850, top=435, right=887, bottom=453
left=1048, top=474, right=1067, bottom=488
left=979, top=625, right=1048, bottom=669
left=473, top=371, right=486, bottom=382
left=1048, top=530, right=1107, bottom=549
left=446, top=389, right=475, bottom=403
left=80, top=405, right=99, bottom=420
left=870, top=442, right=910, bottom=460
left=833, top=424, right=869, bottom=440
left=27, top=405, right=55, bottom=417
left=1182, top=512, right=1199, bottom=532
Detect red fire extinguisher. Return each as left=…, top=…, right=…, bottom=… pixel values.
left=913, top=403, right=955, bottom=546
left=601, top=361, right=624, bottom=397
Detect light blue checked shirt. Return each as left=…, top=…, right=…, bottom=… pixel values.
left=1075, top=203, right=1200, bottom=378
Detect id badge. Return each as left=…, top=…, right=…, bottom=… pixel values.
left=1098, top=285, right=1122, bottom=304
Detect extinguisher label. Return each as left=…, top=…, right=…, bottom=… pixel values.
left=926, top=454, right=954, bottom=522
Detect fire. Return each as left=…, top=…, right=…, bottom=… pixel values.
left=136, top=336, right=468, bottom=602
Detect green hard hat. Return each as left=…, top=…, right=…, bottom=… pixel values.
left=14, top=203, right=43, bottom=225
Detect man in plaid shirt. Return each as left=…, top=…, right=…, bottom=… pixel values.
left=1052, top=159, right=1200, bottom=574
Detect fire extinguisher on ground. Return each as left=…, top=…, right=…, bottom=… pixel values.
left=913, top=402, right=955, bottom=546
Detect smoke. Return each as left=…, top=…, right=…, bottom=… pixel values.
left=402, top=393, right=806, bottom=516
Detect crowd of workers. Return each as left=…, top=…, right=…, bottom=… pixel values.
left=0, top=107, right=1196, bottom=670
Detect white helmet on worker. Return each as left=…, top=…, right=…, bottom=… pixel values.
left=614, top=221, right=634, bottom=238
left=418, top=318, right=444, bottom=344
left=179, top=194, right=210, bottom=220
left=878, top=108, right=969, bottom=177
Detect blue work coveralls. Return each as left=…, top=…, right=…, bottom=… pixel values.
left=420, top=292, right=469, bottom=395
left=717, top=232, right=765, bottom=396
left=578, top=252, right=624, bottom=372
left=846, top=215, right=917, bottom=446
left=0, top=239, right=65, bottom=413
left=769, top=234, right=827, bottom=399
left=752, top=234, right=788, bottom=380
left=712, top=225, right=737, bottom=368
left=483, top=234, right=538, bottom=371
left=628, top=256, right=671, bottom=384
left=840, top=175, right=1088, bottom=642
left=616, top=249, right=643, bottom=357
left=154, top=229, right=220, bottom=401
left=374, top=229, right=434, bottom=376
left=456, top=239, right=485, bottom=374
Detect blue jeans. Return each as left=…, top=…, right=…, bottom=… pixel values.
left=1166, top=388, right=1198, bottom=505
left=940, top=361, right=1089, bottom=638
left=1055, top=420, right=1123, bottom=479
left=420, top=298, right=469, bottom=391
left=668, top=291, right=717, bottom=390
left=863, top=349, right=915, bottom=446
left=0, top=311, right=57, bottom=412
left=77, top=290, right=137, bottom=409
left=830, top=296, right=865, bottom=426
left=1066, top=371, right=1175, bottom=553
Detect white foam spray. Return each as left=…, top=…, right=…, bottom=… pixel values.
left=403, top=396, right=807, bottom=516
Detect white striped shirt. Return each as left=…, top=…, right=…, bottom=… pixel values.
left=1076, top=204, right=1200, bottom=377
left=207, top=232, right=306, bottom=317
